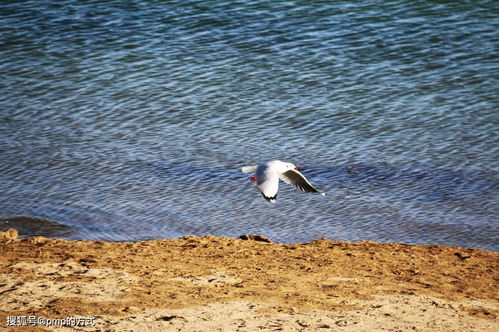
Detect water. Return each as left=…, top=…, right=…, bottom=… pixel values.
left=0, top=0, right=498, bottom=251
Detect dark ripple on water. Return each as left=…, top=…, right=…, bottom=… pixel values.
left=0, top=0, right=498, bottom=250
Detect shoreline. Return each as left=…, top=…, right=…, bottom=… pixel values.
left=1, top=228, right=497, bottom=331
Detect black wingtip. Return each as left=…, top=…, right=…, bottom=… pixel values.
left=300, top=186, right=320, bottom=193
left=282, top=170, right=320, bottom=193
left=261, top=193, right=277, bottom=203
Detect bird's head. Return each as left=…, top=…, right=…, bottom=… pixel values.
left=283, top=162, right=302, bottom=171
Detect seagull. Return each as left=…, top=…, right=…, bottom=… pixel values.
left=241, top=160, right=325, bottom=203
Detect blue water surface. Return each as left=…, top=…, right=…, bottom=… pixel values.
left=0, top=0, right=498, bottom=251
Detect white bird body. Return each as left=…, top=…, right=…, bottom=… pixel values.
left=241, top=160, right=324, bottom=203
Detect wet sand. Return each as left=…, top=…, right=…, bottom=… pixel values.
left=0, top=229, right=497, bottom=331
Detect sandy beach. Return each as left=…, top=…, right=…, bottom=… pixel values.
left=0, top=228, right=497, bottom=331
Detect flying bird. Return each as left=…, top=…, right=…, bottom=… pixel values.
left=241, top=160, right=325, bottom=203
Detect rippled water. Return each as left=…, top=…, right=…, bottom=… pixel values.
left=1, top=0, right=498, bottom=251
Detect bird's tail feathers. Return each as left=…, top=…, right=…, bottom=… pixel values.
left=241, top=165, right=257, bottom=173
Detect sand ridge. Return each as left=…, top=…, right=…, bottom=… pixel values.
left=0, top=229, right=497, bottom=331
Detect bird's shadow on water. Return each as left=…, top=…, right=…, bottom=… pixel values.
left=310, top=162, right=499, bottom=203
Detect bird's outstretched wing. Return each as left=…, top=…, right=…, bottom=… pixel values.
left=279, top=169, right=319, bottom=193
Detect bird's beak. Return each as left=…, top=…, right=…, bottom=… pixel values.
left=295, top=166, right=302, bottom=171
